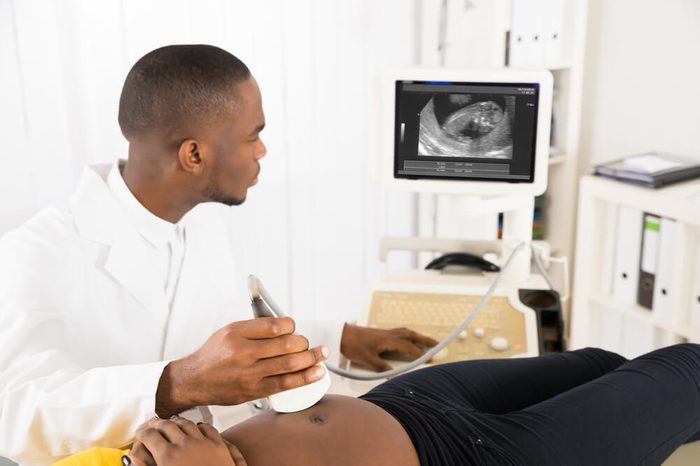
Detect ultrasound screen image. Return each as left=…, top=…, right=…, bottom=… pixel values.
left=418, top=93, right=515, bottom=159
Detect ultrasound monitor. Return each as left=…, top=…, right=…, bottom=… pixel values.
left=382, top=68, right=553, bottom=197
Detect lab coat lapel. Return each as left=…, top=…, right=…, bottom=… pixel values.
left=160, top=228, right=196, bottom=358
left=70, top=165, right=170, bottom=323
left=103, top=230, right=170, bottom=323
left=160, top=205, right=237, bottom=359
left=161, top=218, right=213, bottom=358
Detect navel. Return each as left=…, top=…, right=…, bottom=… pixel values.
left=308, top=414, right=327, bottom=425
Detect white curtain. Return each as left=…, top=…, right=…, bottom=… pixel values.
left=0, top=0, right=419, bottom=325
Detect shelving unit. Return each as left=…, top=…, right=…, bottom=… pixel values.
left=412, top=4, right=700, bottom=463
left=417, top=0, right=589, bottom=325
left=503, top=1, right=589, bottom=333
left=588, top=293, right=699, bottom=339
left=536, top=0, right=588, bottom=271
left=570, top=175, right=700, bottom=353
left=548, top=154, right=566, bottom=166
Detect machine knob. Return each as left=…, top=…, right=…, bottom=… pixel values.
left=489, top=337, right=509, bottom=352
left=473, top=327, right=485, bottom=338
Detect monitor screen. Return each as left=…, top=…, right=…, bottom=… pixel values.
left=382, top=68, right=552, bottom=197
left=394, top=80, right=540, bottom=183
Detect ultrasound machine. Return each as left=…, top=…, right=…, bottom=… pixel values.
left=353, top=67, right=566, bottom=374
left=249, top=67, right=567, bottom=409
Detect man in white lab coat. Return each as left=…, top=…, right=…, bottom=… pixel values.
left=0, top=45, right=436, bottom=465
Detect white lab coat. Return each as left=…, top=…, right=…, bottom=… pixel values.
left=0, top=164, right=343, bottom=465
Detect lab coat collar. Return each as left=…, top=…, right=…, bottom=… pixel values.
left=70, top=164, right=119, bottom=244
left=70, top=164, right=170, bottom=322
left=107, top=160, right=183, bottom=249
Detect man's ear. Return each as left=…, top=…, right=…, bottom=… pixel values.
left=177, top=139, right=202, bottom=173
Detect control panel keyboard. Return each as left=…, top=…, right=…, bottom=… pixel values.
left=366, top=290, right=535, bottom=363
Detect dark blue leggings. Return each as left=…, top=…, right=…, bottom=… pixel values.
left=372, top=344, right=700, bottom=465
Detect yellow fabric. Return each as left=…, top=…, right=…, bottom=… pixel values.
left=52, top=447, right=130, bottom=466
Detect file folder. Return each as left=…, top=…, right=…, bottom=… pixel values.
left=691, top=244, right=700, bottom=328
left=509, top=0, right=545, bottom=66
left=543, top=0, right=565, bottom=63
left=652, top=218, right=678, bottom=322
left=600, top=203, right=619, bottom=295
left=613, top=205, right=643, bottom=304
left=637, top=213, right=660, bottom=309
left=509, top=0, right=529, bottom=66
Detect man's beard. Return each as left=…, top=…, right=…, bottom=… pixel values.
left=202, top=181, right=245, bottom=206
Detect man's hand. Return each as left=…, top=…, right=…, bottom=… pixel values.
left=155, top=317, right=328, bottom=417
left=129, top=416, right=246, bottom=466
left=340, top=324, right=439, bottom=372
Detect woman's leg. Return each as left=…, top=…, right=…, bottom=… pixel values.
left=376, top=347, right=626, bottom=413
left=491, top=343, right=700, bottom=465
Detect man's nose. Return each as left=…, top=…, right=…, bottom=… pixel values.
left=255, top=139, right=267, bottom=160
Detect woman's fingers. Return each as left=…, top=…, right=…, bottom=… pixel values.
left=132, top=428, right=169, bottom=462
left=224, top=440, right=249, bottom=466
left=168, top=415, right=203, bottom=438
left=197, top=422, right=225, bottom=443
left=131, top=417, right=239, bottom=466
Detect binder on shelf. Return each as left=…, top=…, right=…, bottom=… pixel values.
left=543, top=0, right=565, bottom=64
left=600, top=203, right=619, bottom=295
left=691, top=244, right=700, bottom=328
left=529, top=0, right=546, bottom=65
left=509, top=0, right=545, bottom=66
left=652, top=218, right=678, bottom=322
left=612, top=205, right=643, bottom=304
left=508, top=0, right=529, bottom=66
left=637, top=213, right=660, bottom=310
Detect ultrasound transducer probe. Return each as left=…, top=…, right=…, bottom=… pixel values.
left=247, top=275, right=331, bottom=413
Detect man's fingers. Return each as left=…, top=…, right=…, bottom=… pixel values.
left=256, top=345, right=327, bottom=377
left=367, top=355, right=393, bottom=373
left=260, top=363, right=327, bottom=393
left=385, top=339, right=426, bottom=359
left=396, top=327, right=439, bottom=347
left=224, top=440, right=249, bottom=466
left=230, top=317, right=296, bottom=339
left=254, top=334, right=309, bottom=359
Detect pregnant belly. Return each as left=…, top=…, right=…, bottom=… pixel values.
left=222, top=394, right=420, bottom=466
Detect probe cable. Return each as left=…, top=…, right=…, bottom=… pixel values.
left=251, top=240, right=551, bottom=381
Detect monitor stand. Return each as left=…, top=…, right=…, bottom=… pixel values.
left=381, top=194, right=536, bottom=283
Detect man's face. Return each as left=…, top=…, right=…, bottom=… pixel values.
left=201, top=76, right=266, bottom=206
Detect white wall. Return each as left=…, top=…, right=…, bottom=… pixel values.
left=0, top=0, right=420, bottom=326
left=579, top=0, right=700, bottom=171
left=9, top=0, right=697, bottom=332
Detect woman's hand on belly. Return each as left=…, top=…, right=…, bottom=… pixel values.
left=129, top=416, right=247, bottom=466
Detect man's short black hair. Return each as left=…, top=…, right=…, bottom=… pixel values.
left=118, top=44, right=251, bottom=140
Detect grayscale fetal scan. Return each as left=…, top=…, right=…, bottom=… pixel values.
left=418, top=94, right=515, bottom=159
